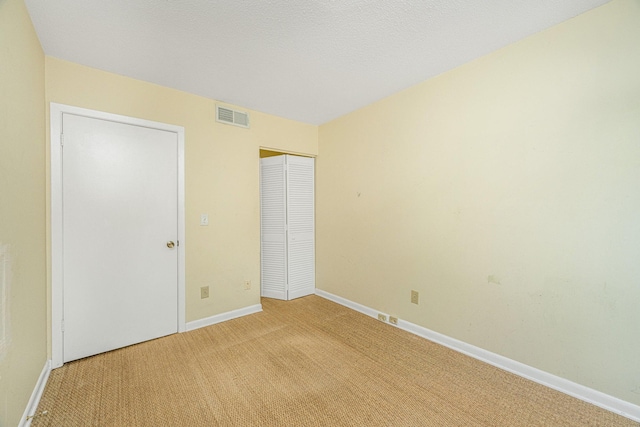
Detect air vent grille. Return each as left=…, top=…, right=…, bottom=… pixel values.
left=217, top=106, right=234, bottom=123
left=234, top=110, right=249, bottom=127
left=216, top=105, right=250, bottom=129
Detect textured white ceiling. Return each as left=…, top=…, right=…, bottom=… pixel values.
left=25, top=0, right=609, bottom=125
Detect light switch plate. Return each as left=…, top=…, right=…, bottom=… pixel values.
left=200, top=214, right=209, bottom=226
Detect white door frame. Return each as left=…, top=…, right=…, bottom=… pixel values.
left=50, top=103, right=186, bottom=368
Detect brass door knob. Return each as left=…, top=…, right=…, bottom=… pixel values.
left=167, top=241, right=175, bottom=249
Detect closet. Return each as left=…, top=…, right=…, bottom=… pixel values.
left=260, top=154, right=315, bottom=300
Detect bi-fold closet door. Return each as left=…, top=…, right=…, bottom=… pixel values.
left=260, top=154, right=315, bottom=300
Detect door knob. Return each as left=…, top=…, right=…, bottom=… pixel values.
left=167, top=241, right=175, bottom=249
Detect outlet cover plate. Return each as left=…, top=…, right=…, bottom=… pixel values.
left=411, top=290, right=419, bottom=305
left=200, top=286, right=210, bottom=299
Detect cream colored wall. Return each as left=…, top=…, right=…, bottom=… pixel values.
left=0, top=0, right=47, bottom=425
left=45, top=57, right=318, bottom=326
left=317, top=0, right=640, bottom=405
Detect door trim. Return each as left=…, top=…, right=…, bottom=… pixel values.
left=50, top=103, right=186, bottom=368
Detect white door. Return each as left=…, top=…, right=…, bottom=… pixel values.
left=286, top=155, right=315, bottom=299
left=260, top=155, right=315, bottom=300
left=260, top=156, right=287, bottom=300
left=62, top=113, right=179, bottom=362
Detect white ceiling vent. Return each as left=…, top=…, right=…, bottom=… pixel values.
left=216, top=105, right=250, bottom=129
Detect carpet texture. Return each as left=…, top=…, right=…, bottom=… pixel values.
left=33, top=295, right=638, bottom=426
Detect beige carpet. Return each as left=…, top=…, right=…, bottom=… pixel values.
left=33, top=295, right=638, bottom=426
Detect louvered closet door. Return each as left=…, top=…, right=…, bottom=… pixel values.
left=286, top=155, right=315, bottom=299
left=260, top=156, right=287, bottom=300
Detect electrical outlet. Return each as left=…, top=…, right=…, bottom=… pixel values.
left=389, top=316, right=398, bottom=325
left=377, top=313, right=387, bottom=322
left=411, top=290, right=419, bottom=305
left=200, top=286, right=209, bottom=299
left=244, top=280, right=251, bottom=290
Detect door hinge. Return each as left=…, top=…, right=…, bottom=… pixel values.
left=60, top=134, right=64, bottom=146
left=61, top=319, right=65, bottom=332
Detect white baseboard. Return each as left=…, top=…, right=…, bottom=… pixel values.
left=19, top=359, right=52, bottom=427
left=186, top=304, right=262, bottom=332
left=315, top=289, right=640, bottom=423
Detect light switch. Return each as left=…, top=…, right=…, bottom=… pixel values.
left=200, top=214, right=209, bottom=226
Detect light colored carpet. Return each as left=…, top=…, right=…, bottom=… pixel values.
left=33, top=295, right=638, bottom=426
